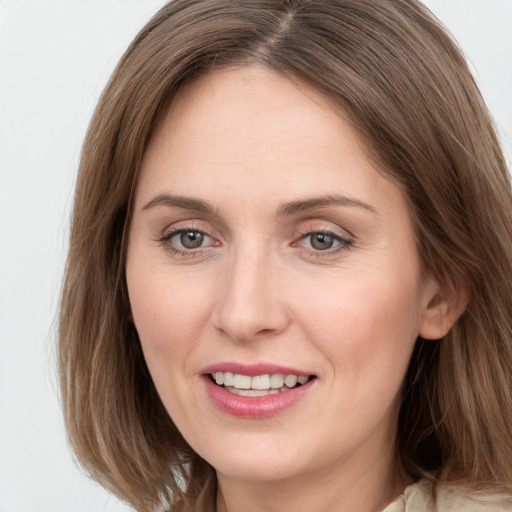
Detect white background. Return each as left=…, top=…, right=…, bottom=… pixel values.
left=0, top=1, right=510, bottom=511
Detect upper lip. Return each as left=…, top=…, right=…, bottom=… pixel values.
left=201, top=362, right=314, bottom=377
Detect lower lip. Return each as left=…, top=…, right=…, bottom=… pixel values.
left=202, top=376, right=315, bottom=418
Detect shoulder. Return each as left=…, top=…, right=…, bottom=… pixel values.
left=384, top=479, right=512, bottom=512
left=433, top=482, right=512, bottom=512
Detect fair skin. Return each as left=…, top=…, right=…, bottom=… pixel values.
left=126, top=66, right=462, bottom=512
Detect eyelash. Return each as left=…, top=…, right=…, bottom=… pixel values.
left=295, top=229, right=354, bottom=257
left=157, top=225, right=217, bottom=257
left=157, top=226, right=354, bottom=258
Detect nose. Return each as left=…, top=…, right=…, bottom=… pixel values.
left=212, top=247, right=290, bottom=342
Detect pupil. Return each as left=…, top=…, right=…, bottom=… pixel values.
left=180, top=231, right=204, bottom=249
left=311, top=233, right=334, bottom=250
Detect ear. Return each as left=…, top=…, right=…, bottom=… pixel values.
left=419, top=277, right=470, bottom=340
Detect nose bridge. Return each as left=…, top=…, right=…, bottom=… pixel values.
left=213, top=239, right=289, bottom=341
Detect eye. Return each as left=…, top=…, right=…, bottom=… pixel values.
left=158, top=227, right=219, bottom=255
left=295, top=229, right=353, bottom=255
left=307, top=232, right=337, bottom=251
left=176, top=230, right=207, bottom=249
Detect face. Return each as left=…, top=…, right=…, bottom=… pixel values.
left=126, top=67, right=440, bottom=487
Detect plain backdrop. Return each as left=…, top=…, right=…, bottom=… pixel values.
left=0, top=1, right=511, bottom=511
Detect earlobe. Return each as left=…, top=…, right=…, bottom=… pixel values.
left=418, top=278, right=470, bottom=340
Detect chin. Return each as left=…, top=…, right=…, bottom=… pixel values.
left=212, top=457, right=305, bottom=483
left=192, top=432, right=309, bottom=482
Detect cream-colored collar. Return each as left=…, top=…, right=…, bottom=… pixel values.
left=382, top=479, right=512, bottom=512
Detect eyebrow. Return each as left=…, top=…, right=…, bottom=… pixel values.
left=142, top=194, right=217, bottom=214
left=142, top=193, right=377, bottom=217
left=276, top=195, right=377, bottom=216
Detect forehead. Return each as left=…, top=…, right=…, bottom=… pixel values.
left=150, top=66, right=359, bottom=166
left=135, top=65, right=407, bottom=225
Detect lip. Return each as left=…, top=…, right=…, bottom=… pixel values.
left=201, top=363, right=316, bottom=419
left=201, top=362, right=312, bottom=377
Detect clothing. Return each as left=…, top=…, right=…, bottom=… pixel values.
left=382, top=479, right=512, bottom=512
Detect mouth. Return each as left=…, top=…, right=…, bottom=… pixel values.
left=201, top=363, right=317, bottom=417
left=208, top=372, right=316, bottom=397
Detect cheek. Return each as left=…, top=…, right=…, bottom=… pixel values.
left=297, top=269, right=423, bottom=384
left=126, top=267, right=217, bottom=430
left=127, top=265, right=214, bottom=368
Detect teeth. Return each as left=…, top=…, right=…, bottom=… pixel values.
left=233, top=374, right=251, bottom=389
left=284, top=375, right=298, bottom=387
left=251, top=374, right=271, bottom=390
left=228, top=388, right=281, bottom=397
left=211, top=372, right=311, bottom=391
left=270, top=374, right=285, bottom=389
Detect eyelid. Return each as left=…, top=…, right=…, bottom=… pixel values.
left=158, top=219, right=216, bottom=240
left=296, top=220, right=355, bottom=241
left=156, top=221, right=221, bottom=257
left=158, top=227, right=213, bottom=244
left=293, top=222, right=355, bottom=257
left=154, top=219, right=354, bottom=259
left=296, top=230, right=352, bottom=247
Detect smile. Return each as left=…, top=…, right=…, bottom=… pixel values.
left=202, top=365, right=317, bottom=418
left=211, top=372, right=312, bottom=396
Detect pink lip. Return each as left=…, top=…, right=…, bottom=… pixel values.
left=201, top=362, right=312, bottom=377
left=200, top=363, right=316, bottom=419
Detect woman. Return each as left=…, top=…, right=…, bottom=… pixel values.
left=58, top=0, right=512, bottom=510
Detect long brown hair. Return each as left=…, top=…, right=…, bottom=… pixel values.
left=59, top=1, right=512, bottom=510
